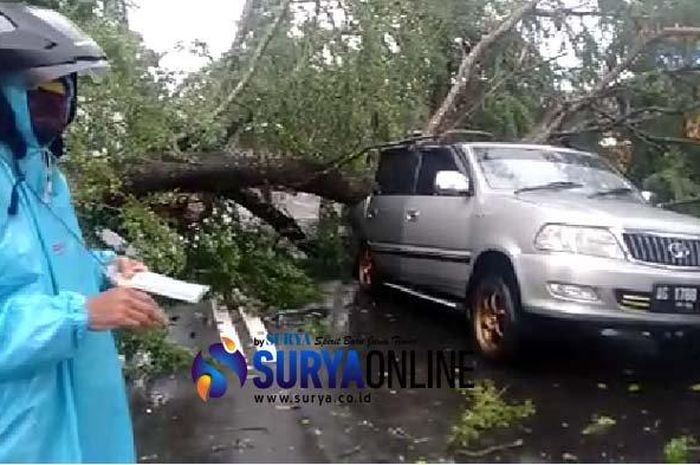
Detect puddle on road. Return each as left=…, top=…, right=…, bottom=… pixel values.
left=131, top=284, right=700, bottom=463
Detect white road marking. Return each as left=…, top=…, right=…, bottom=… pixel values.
left=239, top=308, right=277, bottom=362
left=210, top=299, right=243, bottom=353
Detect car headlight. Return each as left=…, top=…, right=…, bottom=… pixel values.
left=534, top=224, right=624, bottom=259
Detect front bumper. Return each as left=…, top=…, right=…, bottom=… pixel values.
left=517, top=253, right=700, bottom=327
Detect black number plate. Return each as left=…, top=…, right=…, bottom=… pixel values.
left=652, top=285, right=700, bottom=313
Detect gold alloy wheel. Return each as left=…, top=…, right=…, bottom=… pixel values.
left=358, top=249, right=374, bottom=288
left=474, top=284, right=508, bottom=355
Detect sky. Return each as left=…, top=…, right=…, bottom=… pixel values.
left=127, top=0, right=592, bottom=75
left=128, top=0, right=246, bottom=73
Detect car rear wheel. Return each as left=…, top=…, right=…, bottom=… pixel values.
left=470, top=272, right=523, bottom=361
left=357, top=246, right=381, bottom=293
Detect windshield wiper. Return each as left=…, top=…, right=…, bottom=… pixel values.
left=588, top=187, right=635, bottom=198
left=515, top=181, right=584, bottom=194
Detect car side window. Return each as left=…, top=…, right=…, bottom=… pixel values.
left=375, top=147, right=419, bottom=195
left=415, top=148, right=461, bottom=196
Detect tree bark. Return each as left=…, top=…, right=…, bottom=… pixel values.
left=423, top=0, right=541, bottom=136
left=125, top=152, right=373, bottom=205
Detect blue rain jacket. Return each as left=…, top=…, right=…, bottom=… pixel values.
left=0, top=82, right=135, bottom=462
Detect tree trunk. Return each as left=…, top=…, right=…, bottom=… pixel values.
left=125, top=152, right=372, bottom=205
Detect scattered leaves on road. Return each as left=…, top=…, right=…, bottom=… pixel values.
left=582, top=415, right=617, bottom=436
left=450, top=380, right=535, bottom=449
left=664, top=436, right=697, bottom=463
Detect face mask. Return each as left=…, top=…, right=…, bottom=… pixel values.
left=27, top=78, right=72, bottom=147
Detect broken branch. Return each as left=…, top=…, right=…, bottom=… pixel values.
left=424, top=0, right=542, bottom=136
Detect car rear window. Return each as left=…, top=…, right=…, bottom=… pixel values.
left=375, top=147, right=419, bottom=195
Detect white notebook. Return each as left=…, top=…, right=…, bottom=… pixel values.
left=116, top=271, right=210, bottom=303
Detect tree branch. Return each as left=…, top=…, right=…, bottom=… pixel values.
left=532, top=8, right=605, bottom=18
left=526, top=26, right=700, bottom=143
left=215, top=0, right=292, bottom=119
left=552, top=103, right=700, bottom=138
left=448, top=52, right=566, bottom=131
left=227, top=188, right=316, bottom=255
left=423, top=0, right=542, bottom=136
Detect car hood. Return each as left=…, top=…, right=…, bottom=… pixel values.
left=515, top=192, right=700, bottom=235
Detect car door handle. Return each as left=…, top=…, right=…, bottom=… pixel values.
left=367, top=208, right=379, bottom=220
left=406, top=209, right=420, bottom=222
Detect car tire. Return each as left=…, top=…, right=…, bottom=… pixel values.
left=469, top=271, right=524, bottom=361
left=356, top=245, right=382, bottom=294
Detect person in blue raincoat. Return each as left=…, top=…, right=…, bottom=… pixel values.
left=0, top=4, right=167, bottom=463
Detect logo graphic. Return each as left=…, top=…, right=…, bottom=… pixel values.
left=668, top=242, right=692, bottom=260
left=191, top=337, right=248, bottom=402
left=191, top=331, right=475, bottom=403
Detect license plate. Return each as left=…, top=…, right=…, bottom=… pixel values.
left=652, top=285, right=700, bottom=313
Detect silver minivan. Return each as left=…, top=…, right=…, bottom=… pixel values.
left=352, top=142, right=700, bottom=359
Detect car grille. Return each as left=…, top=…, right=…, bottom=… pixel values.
left=622, top=233, right=700, bottom=268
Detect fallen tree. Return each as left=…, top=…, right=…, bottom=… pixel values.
left=116, top=0, right=700, bottom=253
left=125, top=152, right=372, bottom=205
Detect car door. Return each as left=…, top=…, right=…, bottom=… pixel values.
left=401, top=146, right=475, bottom=297
left=364, top=146, right=420, bottom=279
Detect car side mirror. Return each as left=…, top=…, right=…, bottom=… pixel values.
left=435, top=171, right=470, bottom=196
left=641, top=190, right=658, bottom=205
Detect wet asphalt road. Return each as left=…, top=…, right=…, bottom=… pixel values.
left=131, top=283, right=700, bottom=463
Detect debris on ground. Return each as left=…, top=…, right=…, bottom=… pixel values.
left=388, top=426, right=409, bottom=439
left=338, top=445, right=362, bottom=459
left=268, top=307, right=330, bottom=326
left=449, top=380, right=535, bottom=448
left=582, top=415, right=617, bottom=435
left=239, top=427, right=269, bottom=433
left=664, top=435, right=698, bottom=463
left=148, top=390, right=169, bottom=408
left=456, top=439, right=524, bottom=458
left=211, top=438, right=254, bottom=453
left=562, top=452, right=578, bottom=462
left=275, top=405, right=301, bottom=411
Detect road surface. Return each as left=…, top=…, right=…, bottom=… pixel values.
left=131, top=283, right=700, bottom=463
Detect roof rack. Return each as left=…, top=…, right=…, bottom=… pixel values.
left=372, top=129, right=495, bottom=151
left=438, top=129, right=495, bottom=144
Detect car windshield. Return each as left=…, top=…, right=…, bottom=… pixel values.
left=473, top=146, right=638, bottom=197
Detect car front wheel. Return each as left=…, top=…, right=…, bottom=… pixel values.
left=470, top=272, right=523, bottom=361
